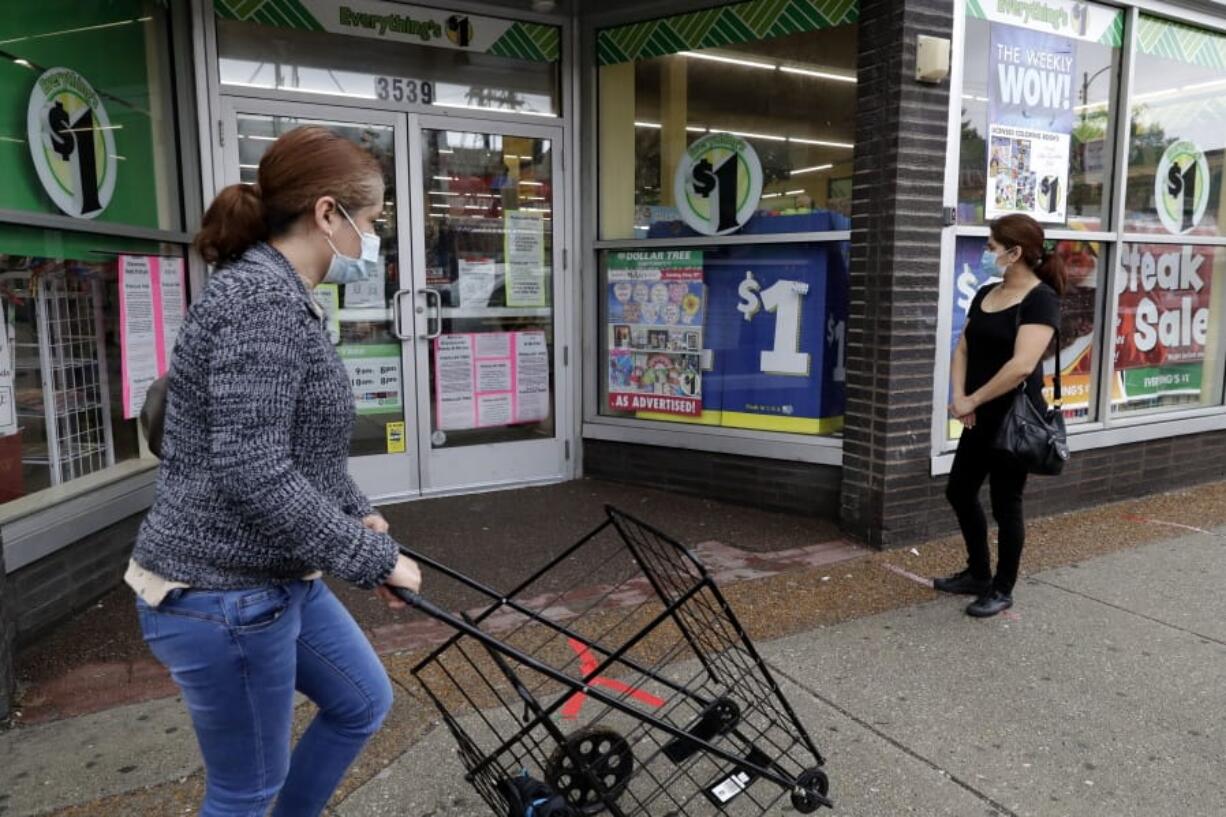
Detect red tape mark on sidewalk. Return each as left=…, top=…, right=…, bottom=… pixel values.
left=881, top=562, right=934, bottom=588
left=1121, top=514, right=1215, bottom=536
left=559, top=638, right=665, bottom=720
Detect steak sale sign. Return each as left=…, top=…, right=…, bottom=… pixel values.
left=1114, top=243, right=1213, bottom=403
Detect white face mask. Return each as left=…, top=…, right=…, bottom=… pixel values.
left=323, top=203, right=380, bottom=284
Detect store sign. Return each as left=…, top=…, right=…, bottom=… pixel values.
left=338, top=344, right=403, bottom=416
left=969, top=0, right=1123, bottom=45
left=985, top=23, right=1074, bottom=223
left=1154, top=140, right=1209, bottom=235
left=674, top=133, right=763, bottom=236
left=215, top=0, right=559, bottom=62
left=26, top=67, right=117, bottom=219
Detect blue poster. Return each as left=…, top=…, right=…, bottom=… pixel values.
left=702, top=243, right=847, bottom=433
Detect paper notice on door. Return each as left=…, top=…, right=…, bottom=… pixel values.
left=344, top=276, right=385, bottom=308
left=433, top=331, right=551, bottom=431
left=0, top=305, right=15, bottom=436
left=504, top=210, right=546, bottom=307
left=458, top=257, right=497, bottom=308
left=119, top=256, right=160, bottom=420
left=338, top=344, right=403, bottom=415
left=477, top=359, right=512, bottom=393
left=477, top=393, right=513, bottom=426
left=514, top=331, right=550, bottom=422
left=158, top=257, right=187, bottom=360
left=435, top=333, right=476, bottom=430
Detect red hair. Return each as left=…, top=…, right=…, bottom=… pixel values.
left=194, top=127, right=382, bottom=265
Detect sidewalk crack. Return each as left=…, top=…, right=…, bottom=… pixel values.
left=767, top=661, right=1023, bottom=817
left=1029, top=577, right=1226, bottom=648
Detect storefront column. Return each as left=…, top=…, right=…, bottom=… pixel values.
left=840, top=0, right=954, bottom=547
left=659, top=55, right=688, bottom=207
left=599, top=61, right=637, bottom=238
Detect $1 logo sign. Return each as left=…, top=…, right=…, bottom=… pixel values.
left=674, top=133, right=763, bottom=236
left=736, top=271, right=812, bottom=376
left=27, top=67, right=117, bottom=219
left=1155, top=140, right=1208, bottom=235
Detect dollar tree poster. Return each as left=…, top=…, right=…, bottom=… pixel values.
left=985, top=23, right=1075, bottom=223
left=606, top=251, right=705, bottom=417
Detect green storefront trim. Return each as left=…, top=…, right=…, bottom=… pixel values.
left=1120, top=362, right=1204, bottom=401
left=597, top=0, right=857, bottom=66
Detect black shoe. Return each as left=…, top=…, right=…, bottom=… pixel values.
left=966, top=590, right=1013, bottom=618
left=932, top=569, right=990, bottom=596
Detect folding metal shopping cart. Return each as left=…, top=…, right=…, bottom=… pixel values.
left=394, top=506, right=833, bottom=816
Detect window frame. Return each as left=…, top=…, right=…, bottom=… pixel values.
left=580, top=1, right=854, bottom=465
left=932, top=0, right=1226, bottom=475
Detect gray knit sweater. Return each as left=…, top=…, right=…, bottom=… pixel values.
left=132, top=243, right=399, bottom=590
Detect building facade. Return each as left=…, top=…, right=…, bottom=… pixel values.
left=3, top=0, right=1226, bottom=684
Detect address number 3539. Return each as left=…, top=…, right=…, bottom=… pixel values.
left=374, top=77, right=434, bottom=105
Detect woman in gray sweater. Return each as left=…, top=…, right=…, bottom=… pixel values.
left=129, top=126, right=421, bottom=817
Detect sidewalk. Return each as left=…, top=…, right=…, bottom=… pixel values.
left=3, top=479, right=1225, bottom=816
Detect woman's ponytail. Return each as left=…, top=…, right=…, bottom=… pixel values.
left=193, top=183, right=267, bottom=265
left=1035, top=248, right=1067, bottom=296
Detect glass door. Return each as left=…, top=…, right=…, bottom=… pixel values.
left=409, top=115, right=568, bottom=493
left=220, top=99, right=420, bottom=501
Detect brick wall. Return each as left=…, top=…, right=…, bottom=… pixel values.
left=583, top=440, right=843, bottom=517
left=9, top=514, right=141, bottom=646
left=839, top=0, right=955, bottom=547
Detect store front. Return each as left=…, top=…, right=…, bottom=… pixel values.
left=7, top=0, right=1226, bottom=690
left=207, top=3, right=575, bottom=500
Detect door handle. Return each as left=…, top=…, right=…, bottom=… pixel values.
left=420, top=288, right=443, bottom=340
left=392, top=289, right=414, bottom=340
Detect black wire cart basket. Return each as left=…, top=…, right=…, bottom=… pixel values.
left=395, top=506, right=832, bottom=817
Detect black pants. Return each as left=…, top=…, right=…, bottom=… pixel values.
left=945, top=424, right=1029, bottom=594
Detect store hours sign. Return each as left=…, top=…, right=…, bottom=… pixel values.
left=27, top=67, right=117, bottom=219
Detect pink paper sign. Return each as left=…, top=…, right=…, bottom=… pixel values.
left=119, top=255, right=186, bottom=419
left=433, top=331, right=550, bottom=431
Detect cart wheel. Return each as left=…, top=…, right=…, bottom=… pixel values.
left=546, top=727, right=634, bottom=814
left=790, top=767, right=831, bottom=813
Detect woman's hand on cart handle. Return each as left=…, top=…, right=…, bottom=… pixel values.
left=375, top=554, right=422, bottom=609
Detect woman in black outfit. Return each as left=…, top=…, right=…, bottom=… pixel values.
left=934, top=214, right=1064, bottom=618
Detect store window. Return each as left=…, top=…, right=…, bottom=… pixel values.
left=595, top=1, right=856, bottom=437
left=597, top=6, right=857, bottom=240
left=0, top=1, right=183, bottom=231
left=0, top=2, right=188, bottom=511
left=957, top=2, right=1124, bottom=231
left=947, top=235, right=1105, bottom=439
left=1112, top=16, right=1226, bottom=417
left=216, top=6, right=561, bottom=116
left=0, top=226, right=182, bottom=506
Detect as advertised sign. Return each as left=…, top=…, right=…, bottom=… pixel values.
left=27, top=67, right=116, bottom=219
left=1154, top=140, right=1209, bottom=235
left=1114, top=243, right=1213, bottom=404
left=674, top=133, right=763, bottom=236
left=702, top=244, right=846, bottom=433
left=985, top=24, right=1075, bottom=223
left=607, top=251, right=705, bottom=418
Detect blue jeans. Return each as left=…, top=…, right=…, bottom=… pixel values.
left=136, top=579, right=394, bottom=816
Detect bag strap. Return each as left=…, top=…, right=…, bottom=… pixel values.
left=1014, top=289, right=1062, bottom=407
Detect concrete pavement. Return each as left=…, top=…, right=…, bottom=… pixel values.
left=330, top=527, right=1226, bottom=817
left=3, top=518, right=1224, bottom=815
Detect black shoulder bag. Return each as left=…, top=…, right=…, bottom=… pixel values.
left=140, top=374, right=169, bottom=459
left=992, top=307, right=1070, bottom=476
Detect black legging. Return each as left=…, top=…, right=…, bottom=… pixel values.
left=945, top=423, right=1029, bottom=594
